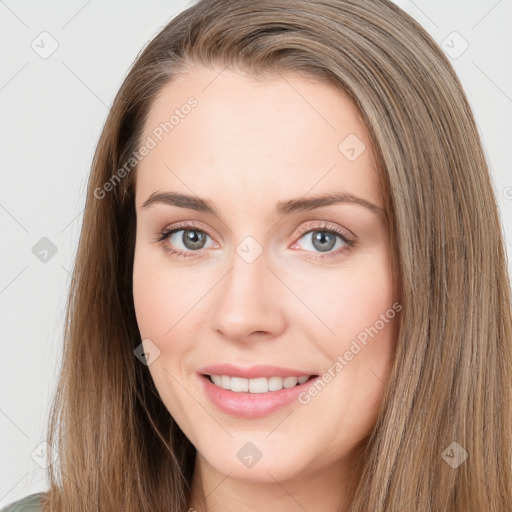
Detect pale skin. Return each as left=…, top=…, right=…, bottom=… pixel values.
left=132, top=65, right=400, bottom=512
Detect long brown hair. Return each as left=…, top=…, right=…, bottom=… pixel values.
left=41, top=0, right=512, bottom=510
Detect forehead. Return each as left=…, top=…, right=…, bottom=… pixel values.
left=135, top=66, right=382, bottom=214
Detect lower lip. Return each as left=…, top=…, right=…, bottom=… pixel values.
left=199, top=374, right=320, bottom=419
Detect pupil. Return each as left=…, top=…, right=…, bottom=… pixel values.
left=183, top=230, right=206, bottom=250
left=313, top=231, right=335, bottom=252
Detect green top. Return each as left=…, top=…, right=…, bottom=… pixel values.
left=1, top=493, right=45, bottom=512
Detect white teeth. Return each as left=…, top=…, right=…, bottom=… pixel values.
left=209, top=374, right=313, bottom=393
left=268, top=376, right=283, bottom=391
left=221, top=375, right=230, bottom=389
left=249, top=377, right=268, bottom=393
left=283, top=376, right=298, bottom=388
left=230, top=377, right=249, bottom=392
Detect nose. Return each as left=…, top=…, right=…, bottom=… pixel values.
left=208, top=250, right=287, bottom=342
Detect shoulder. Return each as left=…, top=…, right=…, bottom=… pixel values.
left=1, top=492, right=45, bottom=512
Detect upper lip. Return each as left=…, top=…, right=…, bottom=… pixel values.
left=198, top=363, right=318, bottom=379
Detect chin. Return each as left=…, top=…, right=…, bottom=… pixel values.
left=194, top=436, right=313, bottom=483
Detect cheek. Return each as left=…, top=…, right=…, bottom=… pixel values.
left=132, top=247, right=215, bottom=365
left=132, top=260, right=166, bottom=340
left=132, top=244, right=194, bottom=340
left=132, top=244, right=181, bottom=360
left=295, top=249, right=397, bottom=344
left=292, top=248, right=398, bottom=422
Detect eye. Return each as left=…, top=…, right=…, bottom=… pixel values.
left=154, top=221, right=355, bottom=260
left=155, top=222, right=216, bottom=259
left=292, top=223, right=355, bottom=260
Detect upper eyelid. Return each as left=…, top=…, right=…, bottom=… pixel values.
left=163, top=221, right=351, bottom=237
left=162, top=222, right=354, bottom=247
left=296, top=221, right=354, bottom=239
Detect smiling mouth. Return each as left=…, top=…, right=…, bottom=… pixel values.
left=203, top=374, right=318, bottom=393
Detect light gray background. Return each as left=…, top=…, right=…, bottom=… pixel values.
left=1, top=0, right=511, bottom=506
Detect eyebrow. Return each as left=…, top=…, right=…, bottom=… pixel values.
left=141, top=191, right=383, bottom=216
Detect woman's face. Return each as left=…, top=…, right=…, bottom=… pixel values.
left=132, top=65, right=399, bottom=484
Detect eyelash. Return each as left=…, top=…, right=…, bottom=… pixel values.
left=154, top=221, right=355, bottom=261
